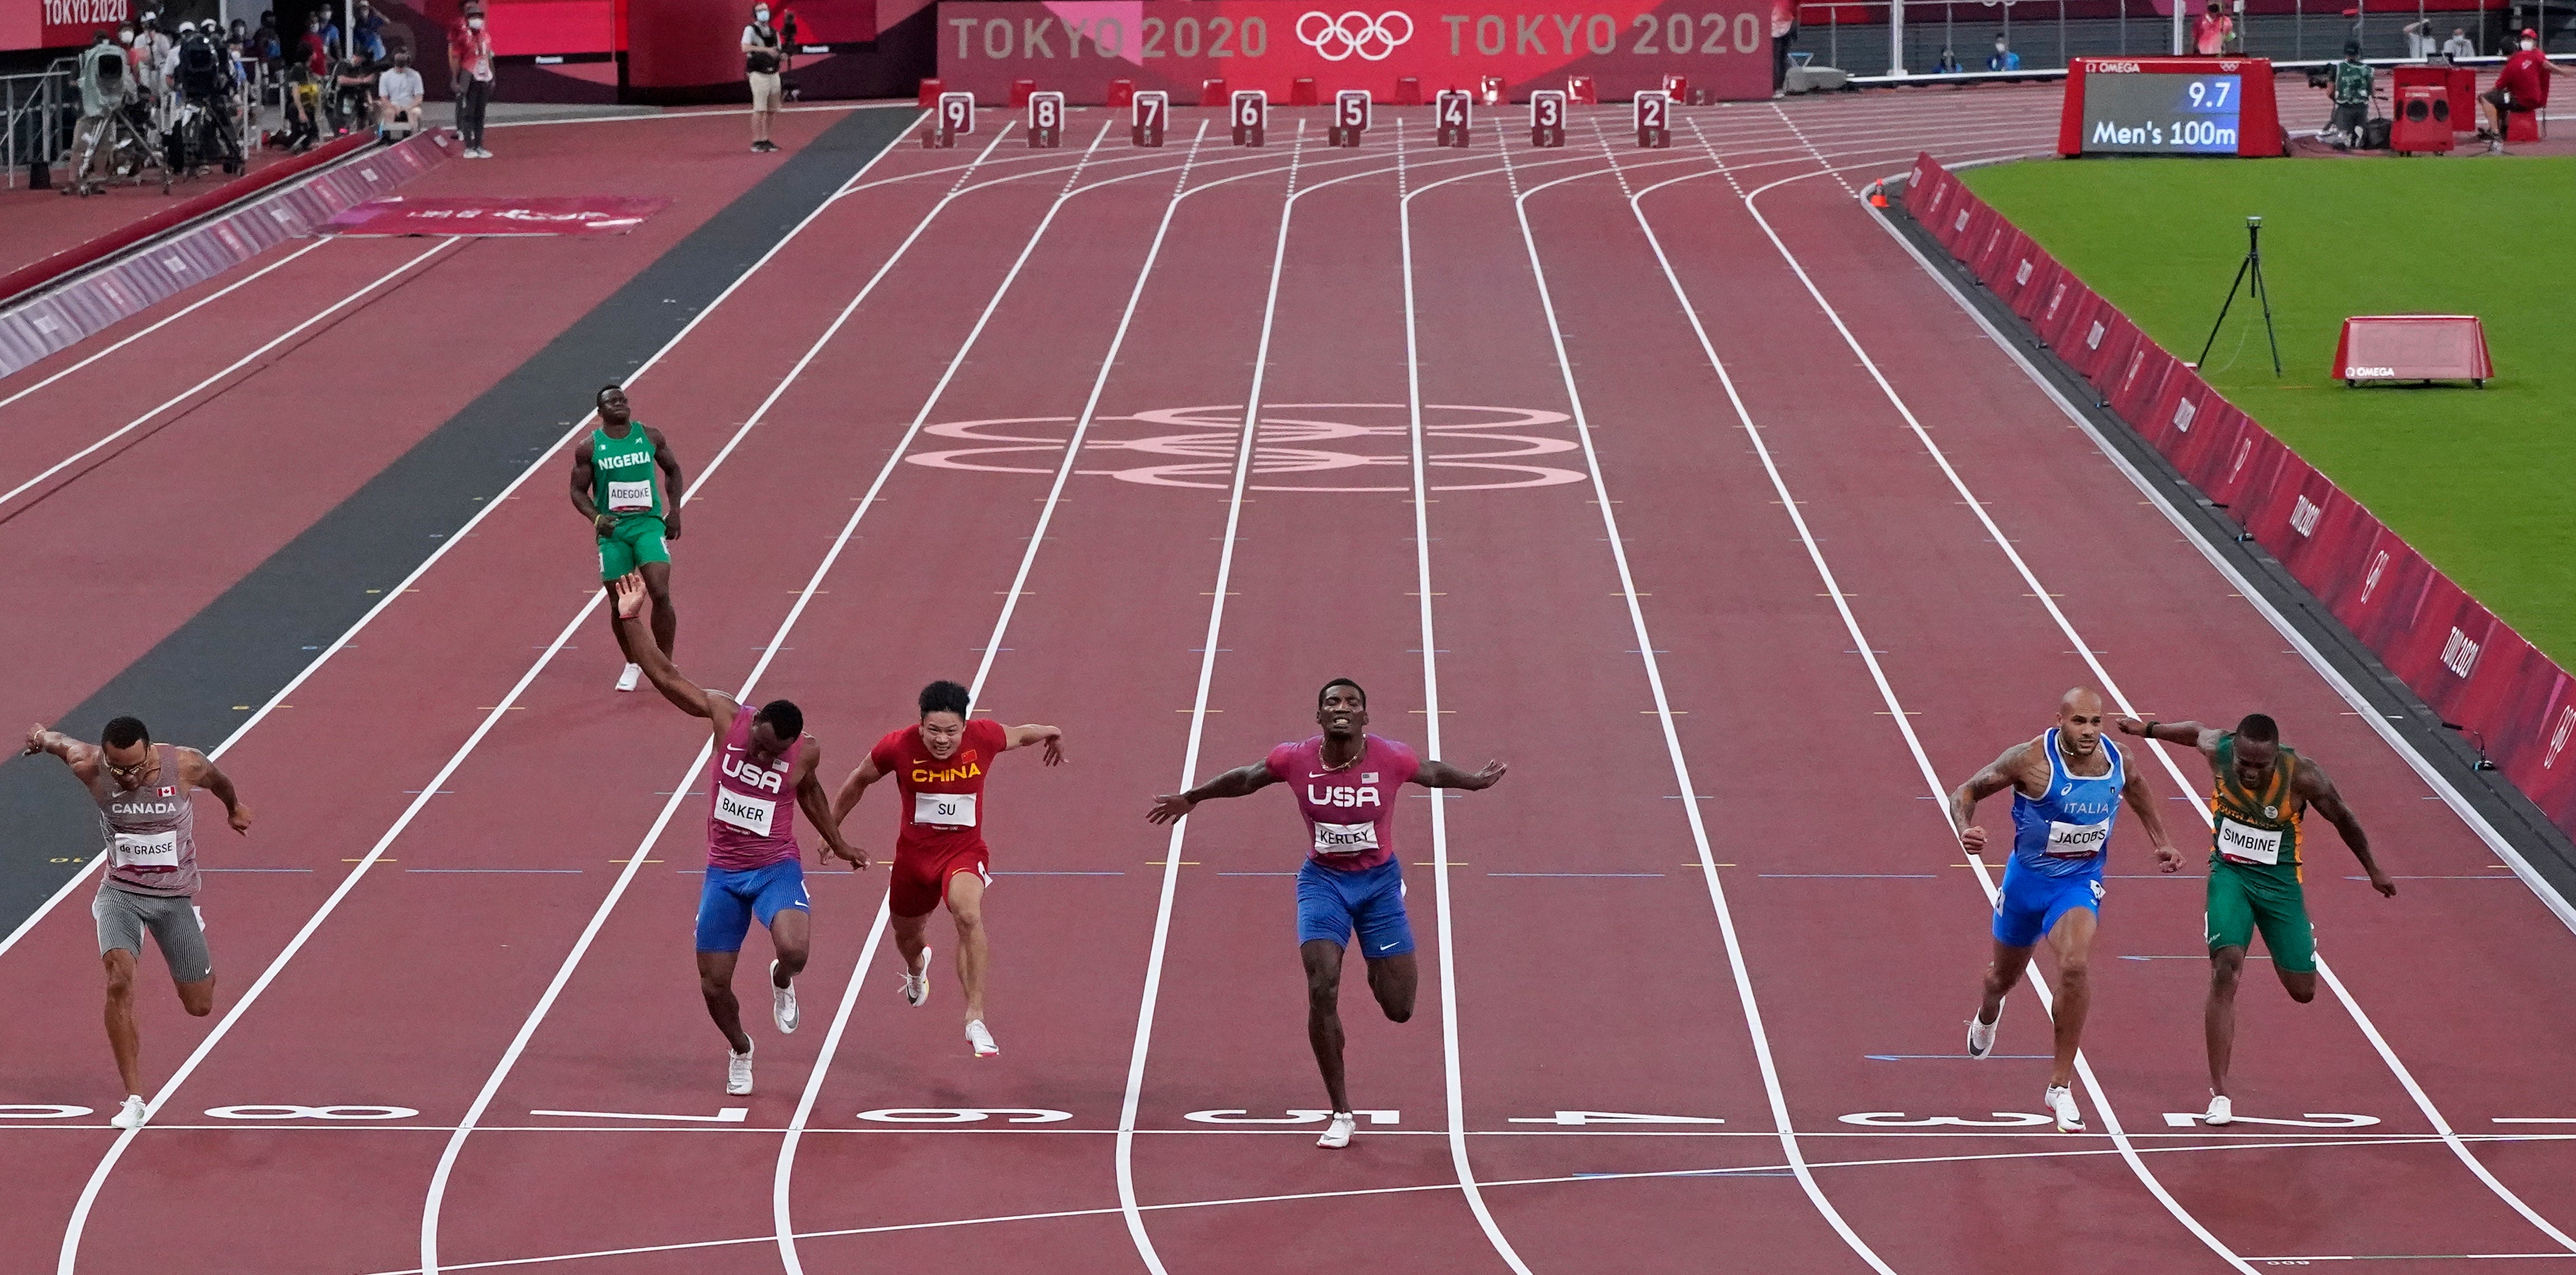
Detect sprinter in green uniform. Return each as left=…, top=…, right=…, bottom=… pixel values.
left=2117, top=712, right=2394, bottom=1126
left=570, top=384, right=686, bottom=692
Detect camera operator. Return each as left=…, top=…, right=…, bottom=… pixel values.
left=330, top=48, right=380, bottom=136
left=742, top=3, right=788, bottom=153
left=175, top=18, right=243, bottom=173
left=69, top=30, right=135, bottom=195
left=2323, top=41, right=2374, bottom=149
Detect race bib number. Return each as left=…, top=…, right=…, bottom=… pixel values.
left=1312, top=821, right=1379, bottom=857
left=113, top=830, right=181, bottom=869
left=2216, top=817, right=2282, bottom=865
left=606, top=479, right=654, bottom=512
left=2043, top=819, right=2111, bottom=858
left=713, top=788, right=776, bottom=838
left=914, top=791, right=977, bottom=828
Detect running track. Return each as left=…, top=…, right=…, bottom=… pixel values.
left=9, top=82, right=2576, bottom=1275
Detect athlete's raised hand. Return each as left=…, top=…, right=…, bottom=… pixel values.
left=1039, top=735, right=1065, bottom=766
left=1417, top=758, right=1507, bottom=791
left=1463, top=759, right=1507, bottom=790
left=2112, top=716, right=2147, bottom=736
left=611, top=572, right=648, bottom=619
left=22, top=722, right=45, bottom=755
left=1145, top=793, right=1193, bottom=825
left=1959, top=824, right=1990, bottom=855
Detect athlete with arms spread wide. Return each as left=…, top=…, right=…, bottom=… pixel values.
left=1146, top=678, right=1505, bottom=1150
left=1953, top=687, right=2182, bottom=1132
left=2115, top=711, right=2393, bottom=1125
left=612, top=574, right=861, bottom=1095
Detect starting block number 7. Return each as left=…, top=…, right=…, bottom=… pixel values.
left=1027, top=91, right=1064, bottom=148
left=1132, top=90, right=1168, bottom=147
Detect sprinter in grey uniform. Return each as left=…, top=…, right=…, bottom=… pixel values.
left=24, top=715, right=253, bottom=1130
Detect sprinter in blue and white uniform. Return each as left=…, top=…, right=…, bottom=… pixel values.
left=1948, top=687, right=2183, bottom=1132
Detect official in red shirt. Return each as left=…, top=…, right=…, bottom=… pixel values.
left=831, top=679, right=1062, bottom=1059
left=2482, top=28, right=2572, bottom=150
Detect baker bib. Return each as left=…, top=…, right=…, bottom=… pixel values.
left=1312, top=821, right=1379, bottom=857
left=2043, top=819, right=2112, bottom=858
left=606, top=479, right=654, bottom=512
left=2216, top=817, right=2284, bottom=865
left=914, top=791, right=977, bottom=828
left=714, top=788, right=776, bottom=838
left=113, top=829, right=181, bottom=868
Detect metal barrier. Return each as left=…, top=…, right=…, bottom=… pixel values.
left=2, top=61, right=75, bottom=190
left=1792, top=0, right=2543, bottom=79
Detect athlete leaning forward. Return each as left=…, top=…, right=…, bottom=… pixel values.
left=831, top=679, right=1064, bottom=1059
left=1146, top=678, right=1505, bottom=1150
left=571, top=384, right=686, bottom=693
left=25, top=716, right=253, bottom=1130
left=611, top=574, right=863, bottom=1094
left=2115, top=711, right=2393, bottom=1126
left=1951, top=687, right=2182, bottom=1133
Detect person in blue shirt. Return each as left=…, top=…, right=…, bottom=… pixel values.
left=1950, top=688, right=2182, bottom=1134
left=1987, top=35, right=2021, bottom=71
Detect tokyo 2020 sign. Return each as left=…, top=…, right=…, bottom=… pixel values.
left=933, top=1, right=1774, bottom=104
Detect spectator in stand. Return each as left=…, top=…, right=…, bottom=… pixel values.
left=376, top=44, right=423, bottom=139
left=2442, top=27, right=2478, bottom=59
left=1935, top=46, right=1961, bottom=73
left=2402, top=18, right=2438, bottom=59
left=2194, top=2, right=2235, bottom=55
left=1770, top=0, right=1796, bottom=98
left=349, top=4, right=386, bottom=62
left=2325, top=40, right=2374, bottom=148
left=450, top=3, right=495, bottom=158
left=1986, top=33, right=2021, bottom=72
left=302, top=13, right=330, bottom=77
left=136, top=12, right=173, bottom=119
left=2482, top=27, right=2573, bottom=152
left=743, top=3, right=787, bottom=153
left=69, top=30, right=134, bottom=195
left=279, top=60, right=322, bottom=153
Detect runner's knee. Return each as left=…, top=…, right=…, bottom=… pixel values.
left=103, top=961, right=135, bottom=998
left=2281, top=971, right=2317, bottom=1003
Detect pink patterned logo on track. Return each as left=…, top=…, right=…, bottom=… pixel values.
left=906, top=403, right=1585, bottom=493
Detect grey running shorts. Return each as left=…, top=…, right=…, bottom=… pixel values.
left=94, top=884, right=212, bottom=984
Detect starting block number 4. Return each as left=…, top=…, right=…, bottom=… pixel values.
left=1434, top=89, right=1472, bottom=148
left=1231, top=89, right=1267, bottom=147
left=1328, top=89, right=1371, bottom=147
left=1530, top=89, right=1567, bottom=148
left=927, top=90, right=974, bottom=148
left=1131, top=90, right=1168, bottom=147
left=1636, top=91, right=1672, bottom=148
left=1026, top=91, right=1064, bottom=148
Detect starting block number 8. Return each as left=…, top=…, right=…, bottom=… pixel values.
left=1027, top=91, right=1064, bottom=148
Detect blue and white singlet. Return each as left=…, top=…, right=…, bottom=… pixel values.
left=2006, top=728, right=2124, bottom=879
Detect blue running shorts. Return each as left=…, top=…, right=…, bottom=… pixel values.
left=1296, top=858, right=1414, bottom=958
left=1992, top=856, right=2105, bottom=948
left=695, top=858, right=810, bottom=953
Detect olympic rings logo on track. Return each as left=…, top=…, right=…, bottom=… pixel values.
left=1296, top=10, right=1415, bottom=61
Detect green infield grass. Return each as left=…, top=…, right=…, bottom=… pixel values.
left=1959, top=156, right=2576, bottom=667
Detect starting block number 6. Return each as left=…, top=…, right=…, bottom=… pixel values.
left=1231, top=89, right=1268, bottom=146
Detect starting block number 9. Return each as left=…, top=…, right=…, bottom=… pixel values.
left=938, top=91, right=975, bottom=136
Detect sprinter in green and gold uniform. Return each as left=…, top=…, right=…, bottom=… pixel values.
left=570, top=384, right=687, bottom=692
left=2117, top=712, right=2394, bottom=1127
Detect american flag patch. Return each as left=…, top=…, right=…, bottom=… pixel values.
left=1362, top=772, right=1378, bottom=782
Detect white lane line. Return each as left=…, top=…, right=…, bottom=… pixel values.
left=0, top=237, right=454, bottom=521
left=1745, top=133, right=2576, bottom=1256
left=1619, top=129, right=2236, bottom=1266
left=1499, top=129, right=1902, bottom=1274
left=0, top=238, right=329, bottom=414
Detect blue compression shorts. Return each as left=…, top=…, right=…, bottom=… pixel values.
left=1992, top=856, right=2105, bottom=948
left=695, top=858, right=809, bottom=953
left=1296, top=858, right=1414, bottom=957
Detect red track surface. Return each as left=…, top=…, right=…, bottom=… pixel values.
left=9, top=84, right=2576, bottom=1275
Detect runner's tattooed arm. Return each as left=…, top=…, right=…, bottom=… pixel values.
left=647, top=426, right=685, bottom=540
left=1146, top=759, right=1283, bottom=824
left=794, top=740, right=866, bottom=868
left=1004, top=724, right=1065, bottom=766
left=611, top=574, right=729, bottom=723
left=829, top=753, right=883, bottom=828
left=1415, top=759, right=1506, bottom=790
left=569, top=437, right=611, bottom=536
left=2114, top=717, right=2224, bottom=757
left=1949, top=740, right=2043, bottom=856
left=2295, top=757, right=2394, bottom=897
left=2117, top=750, right=2182, bottom=872
left=177, top=747, right=253, bottom=834
left=23, top=724, right=99, bottom=772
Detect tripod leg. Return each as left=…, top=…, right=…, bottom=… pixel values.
left=2197, top=254, right=2254, bottom=368
left=2250, top=258, right=2283, bottom=377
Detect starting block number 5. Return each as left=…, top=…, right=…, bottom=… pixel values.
left=1027, top=91, right=1064, bottom=148
left=1329, top=88, right=1371, bottom=147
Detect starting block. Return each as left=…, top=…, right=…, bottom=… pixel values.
left=1026, top=91, right=1064, bottom=148
left=1290, top=77, right=1318, bottom=105
left=1434, top=89, right=1472, bottom=148
left=1566, top=75, right=1597, bottom=106
left=1327, top=89, right=1370, bottom=147
left=1662, top=74, right=1689, bottom=103
left=1131, top=90, right=1168, bottom=148
left=1105, top=78, right=1135, bottom=107
left=1231, top=89, right=1267, bottom=147
left=1480, top=75, right=1505, bottom=106
left=1530, top=89, right=1567, bottom=148
left=925, top=90, right=973, bottom=148
left=1635, top=91, right=1671, bottom=148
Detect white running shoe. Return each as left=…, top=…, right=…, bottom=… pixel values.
left=2045, top=1085, right=2085, bottom=1133
left=900, top=948, right=933, bottom=1007
left=1965, top=1006, right=2001, bottom=1059
left=966, top=1019, right=999, bottom=1057
left=2204, top=1092, right=2233, bottom=1126
left=1317, top=1111, right=1358, bottom=1149
left=110, top=1095, right=147, bottom=1130
left=726, top=1045, right=754, bottom=1095
left=615, top=662, right=642, bottom=692
left=771, top=960, right=799, bottom=1035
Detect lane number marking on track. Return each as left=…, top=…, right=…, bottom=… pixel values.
left=0, top=1104, right=94, bottom=1119
left=1184, top=1109, right=1400, bottom=1125
left=205, top=1104, right=420, bottom=1120
left=2161, top=1112, right=2381, bottom=1128
left=1839, top=1111, right=2054, bottom=1128
left=530, top=1107, right=749, bottom=1123
left=1506, top=1111, right=1727, bottom=1126
left=855, top=1108, right=1072, bottom=1124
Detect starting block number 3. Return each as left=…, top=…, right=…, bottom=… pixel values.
left=1530, top=89, right=1567, bottom=148
left=1131, top=90, right=1168, bottom=148
left=1027, top=91, right=1064, bottom=148
left=1636, top=91, right=1672, bottom=148
left=1231, top=89, right=1267, bottom=147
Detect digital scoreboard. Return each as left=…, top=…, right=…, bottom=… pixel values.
left=2057, top=58, right=2284, bottom=158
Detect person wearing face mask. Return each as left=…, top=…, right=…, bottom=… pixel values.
left=2480, top=28, right=2570, bottom=152
left=743, top=3, right=788, bottom=153
left=2442, top=27, right=2478, bottom=60
left=450, top=3, right=495, bottom=158
left=376, top=45, right=424, bottom=140
left=1986, top=33, right=2021, bottom=72
left=2195, top=1, right=2237, bottom=56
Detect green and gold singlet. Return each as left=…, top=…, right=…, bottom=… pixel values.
left=2210, top=733, right=2305, bottom=875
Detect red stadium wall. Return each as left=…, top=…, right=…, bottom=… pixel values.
left=1902, top=152, right=2576, bottom=840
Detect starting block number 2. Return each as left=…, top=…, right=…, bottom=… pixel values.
left=1636, top=91, right=1672, bottom=148
left=1027, top=91, right=1064, bottom=148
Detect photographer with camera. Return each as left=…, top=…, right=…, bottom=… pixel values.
left=330, top=47, right=380, bottom=137
left=742, top=3, right=788, bottom=153
left=2322, top=41, right=2376, bottom=149
left=173, top=18, right=244, bottom=175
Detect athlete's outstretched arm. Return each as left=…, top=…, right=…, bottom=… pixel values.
left=178, top=747, right=253, bottom=835
left=23, top=724, right=98, bottom=770
left=2115, top=717, right=2224, bottom=758
left=1416, top=759, right=1506, bottom=790
left=648, top=426, right=686, bottom=540
left=1146, top=760, right=1280, bottom=824
left=829, top=754, right=885, bottom=828
left=2116, top=756, right=2182, bottom=872
left=794, top=741, right=867, bottom=869
left=2296, top=759, right=2394, bottom=897
left=1949, top=742, right=2035, bottom=856
left=611, top=574, right=716, bottom=718
left=1004, top=724, right=1065, bottom=766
